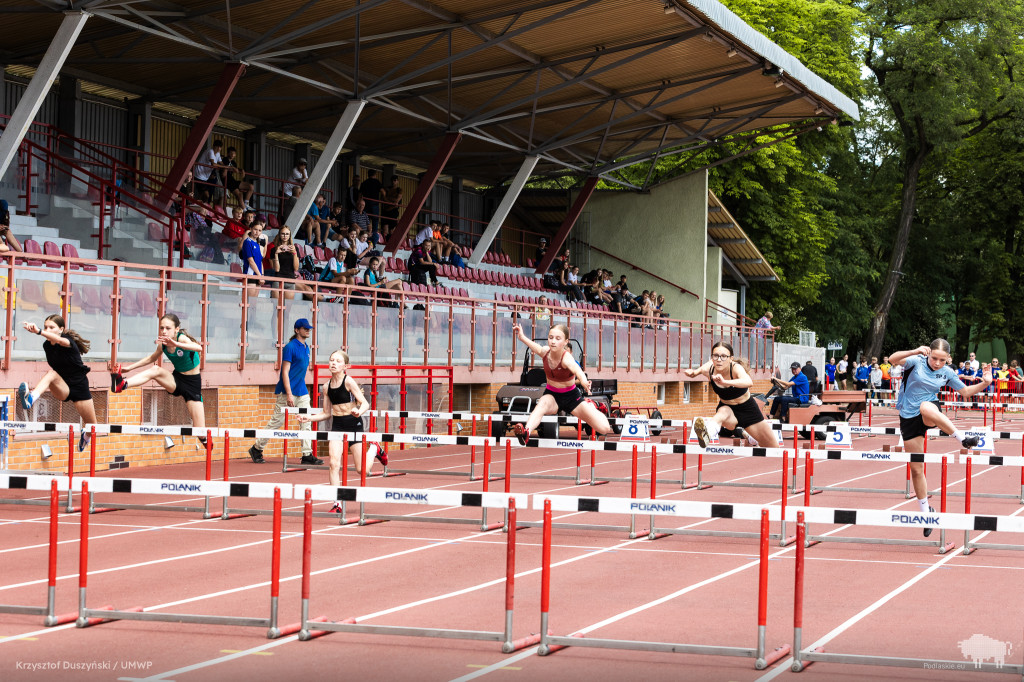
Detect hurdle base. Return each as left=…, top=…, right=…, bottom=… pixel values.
left=503, top=630, right=549, bottom=653
left=45, top=610, right=79, bottom=626
left=647, top=532, right=672, bottom=541
left=88, top=507, right=120, bottom=514
left=539, top=632, right=584, bottom=655
left=758, top=645, right=791, bottom=670
left=358, top=518, right=388, bottom=527
left=697, top=484, right=714, bottom=490
left=680, top=482, right=699, bottom=490
left=300, top=616, right=351, bottom=641
left=937, top=541, right=956, bottom=554
left=76, top=605, right=137, bottom=628
left=778, top=534, right=797, bottom=547
left=793, top=646, right=825, bottom=672
left=578, top=479, right=610, bottom=486
left=281, top=615, right=326, bottom=638
left=481, top=522, right=504, bottom=531
left=221, top=512, right=257, bottom=520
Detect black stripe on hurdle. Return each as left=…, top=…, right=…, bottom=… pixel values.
left=974, top=516, right=998, bottom=531
left=112, top=479, right=132, bottom=494
left=9, top=476, right=27, bottom=489
left=243, top=429, right=256, bottom=438
left=43, top=423, right=57, bottom=432
left=315, top=432, right=328, bottom=441
left=601, top=442, right=616, bottom=450
left=108, top=425, right=124, bottom=434
left=989, top=456, right=1004, bottom=466
left=381, top=434, right=396, bottom=443
left=456, top=437, right=469, bottom=445
left=710, top=504, right=733, bottom=519
left=337, top=488, right=357, bottom=502
left=826, top=425, right=837, bottom=432
left=229, top=483, right=250, bottom=497
left=827, top=451, right=842, bottom=460
left=399, top=411, right=411, bottom=418
left=577, top=498, right=600, bottom=512
left=752, top=447, right=767, bottom=457
left=460, top=493, right=482, bottom=507
left=910, top=454, right=925, bottom=463
left=671, top=444, right=686, bottom=454
left=181, top=427, right=193, bottom=436
left=834, top=509, right=857, bottom=525
left=998, top=432, right=1012, bottom=439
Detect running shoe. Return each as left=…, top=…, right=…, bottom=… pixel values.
left=78, top=430, right=91, bottom=453
left=692, top=417, right=710, bottom=448
left=373, top=444, right=388, bottom=467
left=110, top=371, right=127, bottom=393
left=300, top=454, right=324, bottom=465
left=923, top=505, right=937, bottom=538
left=735, top=426, right=759, bottom=447
left=961, top=435, right=980, bottom=450
left=330, top=501, right=343, bottom=513
left=248, top=445, right=265, bottom=464
left=514, top=423, right=530, bottom=446
left=17, top=382, right=33, bottom=411
left=197, top=435, right=208, bottom=448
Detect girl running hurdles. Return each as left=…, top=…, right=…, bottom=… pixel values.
left=685, top=341, right=779, bottom=449
left=511, top=323, right=612, bottom=445
left=890, top=339, right=990, bottom=537
left=17, top=315, right=97, bottom=452
left=110, top=314, right=207, bottom=447
left=297, top=350, right=385, bottom=511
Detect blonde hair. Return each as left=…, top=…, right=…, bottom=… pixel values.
left=331, top=349, right=350, bottom=364
left=45, top=314, right=91, bottom=354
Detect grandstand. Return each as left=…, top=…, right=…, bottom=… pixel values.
left=0, top=0, right=857, bottom=471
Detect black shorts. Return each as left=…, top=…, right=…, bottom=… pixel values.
left=836, top=371, right=848, bottom=381
left=171, top=371, right=203, bottom=403
left=331, top=415, right=364, bottom=433
left=62, top=373, right=93, bottom=403
left=544, top=386, right=586, bottom=414
left=718, top=397, right=765, bottom=429
left=899, top=413, right=929, bottom=442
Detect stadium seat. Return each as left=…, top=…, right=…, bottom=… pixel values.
left=148, top=222, right=168, bottom=242
left=267, top=214, right=281, bottom=230
left=229, top=263, right=243, bottom=274
left=21, top=239, right=44, bottom=267
left=61, top=243, right=98, bottom=272
left=80, top=284, right=104, bottom=314
left=42, top=241, right=62, bottom=268
left=136, top=289, right=157, bottom=318
left=527, top=259, right=535, bottom=268
left=19, top=279, right=45, bottom=311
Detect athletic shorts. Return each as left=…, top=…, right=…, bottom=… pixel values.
left=62, top=373, right=93, bottom=403
left=544, top=385, right=586, bottom=414
left=718, top=397, right=765, bottom=429
left=171, top=371, right=203, bottom=403
left=331, top=415, right=364, bottom=433
left=899, top=413, right=930, bottom=442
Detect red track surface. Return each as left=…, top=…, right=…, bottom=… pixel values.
left=3, top=407, right=1024, bottom=681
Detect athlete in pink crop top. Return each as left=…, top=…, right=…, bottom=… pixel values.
left=511, top=322, right=612, bottom=446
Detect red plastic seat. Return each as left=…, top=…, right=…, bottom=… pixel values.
left=21, top=239, right=44, bottom=267
left=61, top=243, right=98, bottom=272
left=230, top=263, right=243, bottom=274
left=119, top=288, right=139, bottom=316
left=81, top=284, right=104, bottom=313
left=526, top=259, right=535, bottom=268
left=43, top=241, right=62, bottom=268
left=267, top=214, right=281, bottom=230
left=148, top=222, right=168, bottom=242
left=20, top=279, right=46, bottom=309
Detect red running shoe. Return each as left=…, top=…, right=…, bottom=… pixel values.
left=330, top=502, right=342, bottom=513
left=514, top=423, right=530, bottom=446
left=110, top=372, right=127, bottom=393
left=373, top=443, right=388, bottom=467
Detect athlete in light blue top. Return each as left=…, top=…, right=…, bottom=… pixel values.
left=890, top=339, right=992, bottom=537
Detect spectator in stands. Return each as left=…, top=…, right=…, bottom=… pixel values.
left=381, top=176, right=402, bottom=236
left=0, top=199, right=23, bottom=253
left=223, top=146, right=255, bottom=210
left=836, top=354, right=850, bottom=390
left=409, top=237, right=440, bottom=286
left=240, top=219, right=268, bottom=296
left=363, top=256, right=404, bottom=292
left=550, top=248, right=571, bottom=274
left=558, top=261, right=583, bottom=302
left=1009, top=360, right=1023, bottom=383
left=348, top=197, right=371, bottom=235
left=534, top=237, right=548, bottom=263
left=869, top=362, right=882, bottom=398
left=347, top=173, right=361, bottom=211
left=283, top=159, right=308, bottom=206
left=193, top=140, right=224, bottom=204
left=327, top=240, right=361, bottom=287
left=298, top=194, right=333, bottom=248
left=432, top=223, right=458, bottom=263
left=770, top=362, right=810, bottom=420
left=968, top=352, right=980, bottom=373
left=223, top=206, right=248, bottom=243
left=754, top=311, right=779, bottom=336
left=343, top=228, right=372, bottom=265
left=412, top=220, right=435, bottom=248
left=327, top=202, right=346, bottom=240
left=535, top=295, right=552, bottom=321
left=359, top=169, right=383, bottom=230
left=269, top=226, right=316, bottom=302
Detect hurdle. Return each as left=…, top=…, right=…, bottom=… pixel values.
left=962, top=454, right=1024, bottom=555
left=74, top=478, right=292, bottom=638
left=534, top=498, right=790, bottom=669
left=279, top=407, right=406, bottom=479
left=0, top=477, right=82, bottom=626
left=791, top=507, right=1024, bottom=675
left=296, top=490, right=540, bottom=653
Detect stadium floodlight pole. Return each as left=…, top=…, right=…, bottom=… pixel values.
left=282, top=100, right=366, bottom=232
left=0, top=11, right=89, bottom=182
left=466, top=155, right=539, bottom=267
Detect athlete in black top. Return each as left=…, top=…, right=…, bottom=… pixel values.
left=18, top=315, right=97, bottom=452
left=684, top=341, right=779, bottom=449
left=298, top=350, right=383, bottom=504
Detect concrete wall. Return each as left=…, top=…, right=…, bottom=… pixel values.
left=585, top=171, right=708, bottom=322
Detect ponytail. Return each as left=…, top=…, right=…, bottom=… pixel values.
left=160, top=314, right=200, bottom=346
left=45, top=314, right=91, bottom=354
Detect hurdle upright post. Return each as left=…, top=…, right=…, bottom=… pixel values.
left=778, top=450, right=795, bottom=546
left=791, top=511, right=810, bottom=671
left=628, top=444, right=639, bottom=539
left=203, top=429, right=213, bottom=519
left=76, top=482, right=89, bottom=627
left=648, top=446, right=670, bottom=540
left=267, top=488, right=282, bottom=638
left=65, top=425, right=75, bottom=513
left=963, top=456, right=973, bottom=555
left=538, top=499, right=553, bottom=655
left=469, top=416, right=478, bottom=481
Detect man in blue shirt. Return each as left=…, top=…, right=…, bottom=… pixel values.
left=891, top=339, right=991, bottom=536
left=770, top=362, right=810, bottom=421
left=249, top=318, right=323, bottom=466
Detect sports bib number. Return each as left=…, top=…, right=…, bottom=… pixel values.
left=826, top=422, right=852, bottom=448
left=621, top=415, right=650, bottom=442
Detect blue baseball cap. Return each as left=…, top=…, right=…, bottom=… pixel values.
left=294, top=318, right=313, bottom=330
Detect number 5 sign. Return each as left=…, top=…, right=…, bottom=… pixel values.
left=826, top=422, right=853, bottom=449
left=621, top=415, right=651, bottom=443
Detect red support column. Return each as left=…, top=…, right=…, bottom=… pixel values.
left=535, top=176, right=598, bottom=275
left=155, top=63, right=246, bottom=210
left=384, top=132, right=461, bottom=254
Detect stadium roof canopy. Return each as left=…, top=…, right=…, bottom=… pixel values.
left=3, top=0, right=859, bottom=189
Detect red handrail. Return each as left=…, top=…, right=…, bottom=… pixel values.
left=579, top=241, right=700, bottom=299
left=705, top=298, right=755, bottom=326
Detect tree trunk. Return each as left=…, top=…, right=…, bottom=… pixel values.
left=864, top=144, right=930, bottom=358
